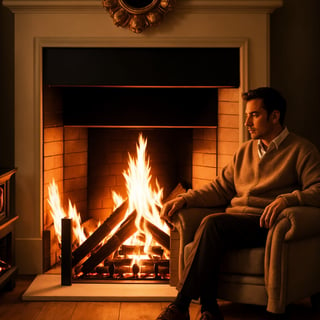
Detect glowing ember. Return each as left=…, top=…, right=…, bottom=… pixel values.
left=0, top=259, right=11, bottom=276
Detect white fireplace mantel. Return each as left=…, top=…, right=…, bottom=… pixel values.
left=4, top=0, right=283, bottom=274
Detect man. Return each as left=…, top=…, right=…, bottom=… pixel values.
left=156, top=87, right=320, bottom=320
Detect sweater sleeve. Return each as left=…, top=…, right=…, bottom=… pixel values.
left=180, top=158, right=236, bottom=208
left=277, top=144, right=320, bottom=207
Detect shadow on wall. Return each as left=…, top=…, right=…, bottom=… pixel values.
left=270, top=0, right=320, bottom=150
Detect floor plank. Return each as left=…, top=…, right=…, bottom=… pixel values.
left=159, top=301, right=202, bottom=320
left=0, top=302, right=44, bottom=320
left=119, top=302, right=163, bottom=320
left=72, top=302, right=120, bottom=320
left=34, top=302, right=77, bottom=320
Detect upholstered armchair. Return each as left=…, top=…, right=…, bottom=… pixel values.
left=169, top=206, right=320, bottom=314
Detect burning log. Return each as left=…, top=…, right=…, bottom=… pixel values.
left=144, top=219, right=170, bottom=251
left=72, top=200, right=129, bottom=267
left=95, top=263, right=138, bottom=278
left=118, top=245, right=145, bottom=256
left=156, top=260, right=170, bottom=275
left=77, top=210, right=138, bottom=276
left=118, top=244, right=164, bottom=257
left=93, top=259, right=169, bottom=279
left=112, top=258, right=133, bottom=267
left=142, top=260, right=169, bottom=277
left=94, top=259, right=133, bottom=278
left=163, top=182, right=187, bottom=203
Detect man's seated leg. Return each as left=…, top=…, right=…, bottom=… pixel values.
left=156, top=212, right=267, bottom=320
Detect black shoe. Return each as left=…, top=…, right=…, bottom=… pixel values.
left=200, top=310, right=224, bottom=320
left=156, top=303, right=190, bottom=320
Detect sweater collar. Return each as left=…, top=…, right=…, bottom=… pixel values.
left=258, top=127, right=289, bottom=159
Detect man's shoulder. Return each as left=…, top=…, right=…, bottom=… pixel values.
left=284, top=132, right=318, bottom=151
left=236, top=133, right=319, bottom=155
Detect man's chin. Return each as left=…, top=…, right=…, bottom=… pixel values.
left=249, top=132, right=259, bottom=140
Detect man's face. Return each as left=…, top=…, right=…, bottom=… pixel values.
left=244, top=98, right=279, bottom=143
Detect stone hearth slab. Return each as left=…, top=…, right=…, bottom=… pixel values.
left=22, top=274, right=177, bottom=302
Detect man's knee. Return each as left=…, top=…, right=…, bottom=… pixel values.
left=200, top=213, right=242, bottom=245
left=200, top=213, right=227, bottom=238
left=201, top=213, right=228, bottom=229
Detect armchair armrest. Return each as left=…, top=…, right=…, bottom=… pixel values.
left=277, top=206, right=320, bottom=241
left=265, top=206, right=320, bottom=280
left=170, top=207, right=225, bottom=282
left=171, top=207, right=226, bottom=246
left=264, top=206, right=320, bottom=313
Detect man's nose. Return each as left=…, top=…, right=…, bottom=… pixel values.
left=245, top=116, right=252, bottom=127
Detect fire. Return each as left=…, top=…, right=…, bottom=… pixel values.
left=48, top=133, right=169, bottom=271
left=48, top=180, right=86, bottom=247
left=115, top=133, right=169, bottom=255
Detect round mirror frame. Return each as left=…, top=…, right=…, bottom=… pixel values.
left=102, top=0, right=176, bottom=33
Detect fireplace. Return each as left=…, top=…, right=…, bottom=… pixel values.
left=3, top=0, right=282, bottom=289
left=42, top=46, right=240, bottom=283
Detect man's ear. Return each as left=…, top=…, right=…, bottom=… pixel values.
left=272, top=110, right=280, bottom=123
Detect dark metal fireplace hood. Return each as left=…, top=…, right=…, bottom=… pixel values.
left=43, top=47, right=239, bottom=128
left=43, top=47, right=240, bottom=87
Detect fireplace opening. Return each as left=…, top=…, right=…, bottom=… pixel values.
left=48, top=132, right=189, bottom=283
left=43, top=86, right=218, bottom=280
left=43, top=88, right=217, bottom=283
left=42, top=46, right=240, bottom=283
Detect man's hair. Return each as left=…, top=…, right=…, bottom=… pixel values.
left=242, top=87, right=287, bottom=126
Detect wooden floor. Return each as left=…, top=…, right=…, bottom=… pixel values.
left=0, top=276, right=319, bottom=320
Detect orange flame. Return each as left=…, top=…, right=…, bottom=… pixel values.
left=114, top=134, right=169, bottom=256
left=48, top=133, right=169, bottom=266
left=48, top=179, right=86, bottom=246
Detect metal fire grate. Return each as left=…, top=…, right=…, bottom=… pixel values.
left=60, top=201, right=170, bottom=285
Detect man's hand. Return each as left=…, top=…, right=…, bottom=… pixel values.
left=160, top=197, right=186, bottom=223
left=260, top=197, right=288, bottom=229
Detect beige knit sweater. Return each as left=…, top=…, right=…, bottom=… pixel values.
left=182, top=133, right=320, bottom=214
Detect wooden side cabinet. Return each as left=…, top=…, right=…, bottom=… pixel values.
left=0, top=168, right=18, bottom=291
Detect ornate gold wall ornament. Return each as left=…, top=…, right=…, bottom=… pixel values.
left=102, top=0, right=176, bottom=33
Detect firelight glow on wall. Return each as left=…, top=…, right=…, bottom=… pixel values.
left=102, top=0, right=176, bottom=33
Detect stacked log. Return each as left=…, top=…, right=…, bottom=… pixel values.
left=72, top=200, right=128, bottom=267
left=77, top=210, right=138, bottom=276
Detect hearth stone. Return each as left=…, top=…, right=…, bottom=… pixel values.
left=22, top=274, right=177, bottom=302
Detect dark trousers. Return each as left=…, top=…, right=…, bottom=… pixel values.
left=177, top=212, right=269, bottom=302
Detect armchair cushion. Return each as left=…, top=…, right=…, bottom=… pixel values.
left=220, top=247, right=265, bottom=275
left=184, top=242, right=265, bottom=276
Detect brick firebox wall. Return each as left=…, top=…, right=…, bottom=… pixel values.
left=192, top=88, right=240, bottom=189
